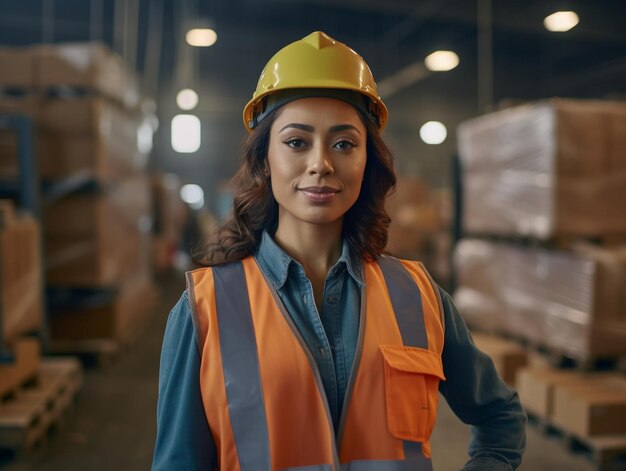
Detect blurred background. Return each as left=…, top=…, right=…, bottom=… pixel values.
left=0, top=1, right=626, bottom=470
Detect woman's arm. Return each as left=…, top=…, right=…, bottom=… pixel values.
left=437, top=287, right=527, bottom=471
left=152, top=291, right=218, bottom=470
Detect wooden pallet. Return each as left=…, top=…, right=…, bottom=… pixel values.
left=528, top=411, right=626, bottom=471
left=0, top=338, right=40, bottom=401
left=0, top=357, right=82, bottom=451
left=473, top=328, right=626, bottom=373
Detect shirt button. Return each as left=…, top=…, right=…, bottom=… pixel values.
left=327, top=295, right=337, bottom=304
left=302, top=294, right=308, bottom=304
left=319, top=347, right=327, bottom=357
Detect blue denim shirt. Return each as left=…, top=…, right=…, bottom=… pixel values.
left=153, top=232, right=526, bottom=471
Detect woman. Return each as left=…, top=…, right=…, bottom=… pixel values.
left=153, top=31, right=526, bottom=471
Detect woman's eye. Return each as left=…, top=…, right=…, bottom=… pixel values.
left=334, top=139, right=357, bottom=151
left=284, top=138, right=307, bottom=149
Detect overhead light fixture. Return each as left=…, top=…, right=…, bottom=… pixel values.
left=180, top=184, right=205, bottom=209
left=419, top=121, right=447, bottom=145
left=424, top=51, right=459, bottom=72
left=177, top=88, right=199, bottom=110
left=544, top=11, right=579, bottom=32
left=137, top=122, right=154, bottom=154
left=186, top=28, right=218, bottom=47
left=171, top=114, right=201, bottom=153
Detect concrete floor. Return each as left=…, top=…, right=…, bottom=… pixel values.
left=1, top=271, right=597, bottom=471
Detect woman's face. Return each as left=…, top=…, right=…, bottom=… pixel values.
left=267, top=97, right=367, bottom=231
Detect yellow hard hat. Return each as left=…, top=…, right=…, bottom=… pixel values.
left=243, top=31, right=388, bottom=132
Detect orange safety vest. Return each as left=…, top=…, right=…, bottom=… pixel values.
left=187, top=255, right=446, bottom=471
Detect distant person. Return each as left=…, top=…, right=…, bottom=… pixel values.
left=153, top=31, right=526, bottom=470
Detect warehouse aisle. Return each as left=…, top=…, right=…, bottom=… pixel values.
left=0, top=271, right=596, bottom=471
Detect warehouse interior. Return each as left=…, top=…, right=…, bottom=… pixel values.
left=1, top=0, right=626, bottom=470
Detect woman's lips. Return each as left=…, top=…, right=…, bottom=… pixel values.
left=298, top=186, right=339, bottom=203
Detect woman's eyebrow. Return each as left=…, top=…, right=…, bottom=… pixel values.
left=329, top=124, right=361, bottom=134
left=279, top=123, right=314, bottom=133
left=279, top=123, right=361, bottom=134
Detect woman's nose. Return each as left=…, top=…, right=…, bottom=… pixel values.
left=307, top=147, right=334, bottom=176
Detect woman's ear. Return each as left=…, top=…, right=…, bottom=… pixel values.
left=263, top=164, right=271, bottom=177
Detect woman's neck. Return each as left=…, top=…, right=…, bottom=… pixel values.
left=273, top=219, right=343, bottom=310
left=274, top=221, right=342, bottom=278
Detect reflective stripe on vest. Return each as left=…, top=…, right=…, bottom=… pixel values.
left=189, top=255, right=445, bottom=471
left=213, top=262, right=271, bottom=470
left=377, top=256, right=428, bottom=349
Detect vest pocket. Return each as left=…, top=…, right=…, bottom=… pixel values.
left=379, top=345, right=446, bottom=442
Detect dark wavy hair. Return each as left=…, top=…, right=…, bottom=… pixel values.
left=195, top=106, right=396, bottom=266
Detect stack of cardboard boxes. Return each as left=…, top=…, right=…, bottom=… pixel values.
left=385, top=176, right=453, bottom=287
left=0, top=43, right=156, bottom=349
left=516, top=365, right=626, bottom=466
left=454, top=99, right=626, bottom=363
left=454, top=99, right=626, bottom=458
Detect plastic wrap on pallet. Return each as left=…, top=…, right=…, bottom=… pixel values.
left=454, top=240, right=505, bottom=331
left=458, top=99, right=626, bottom=238
left=454, top=239, right=626, bottom=360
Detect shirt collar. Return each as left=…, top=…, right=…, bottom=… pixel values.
left=254, top=230, right=364, bottom=290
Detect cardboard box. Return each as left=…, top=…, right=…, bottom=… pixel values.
left=38, top=96, right=139, bottom=143
left=472, top=332, right=528, bottom=386
left=37, top=132, right=147, bottom=181
left=454, top=239, right=626, bottom=360
left=458, top=99, right=626, bottom=238
left=0, top=47, right=35, bottom=87
left=0, top=95, right=39, bottom=119
left=0, top=338, right=40, bottom=397
left=50, top=276, right=158, bottom=342
left=0, top=201, right=43, bottom=344
left=46, top=228, right=150, bottom=288
left=453, top=240, right=505, bottom=331
left=43, top=176, right=151, bottom=238
left=385, top=176, right=446, bottom=260
left=515, top=367, right=619, bottom=418
left=0, top=95, right=146, bottom=181
left=552, top=378, right=626, bottom=436
left=33, top=43, right=139, bottom=109
left=37, top=97, right=147, bottom=180
left=43, top=177, right=152, bottom=287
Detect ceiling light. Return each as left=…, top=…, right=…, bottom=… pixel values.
left=544, top=11, right=579, bottom=32
left=137, top=122, right=154, bottom=154
left=176, top=88, right=199, bottom=110
left=424, top=51, right=459, bottom=72
left=419, top=121, right=447, bottom=145
left=171, top=114, right=201, bottom=153
left=180, top=184, right=205, bottom=209
left=186, top=28, right=217, bottom=47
